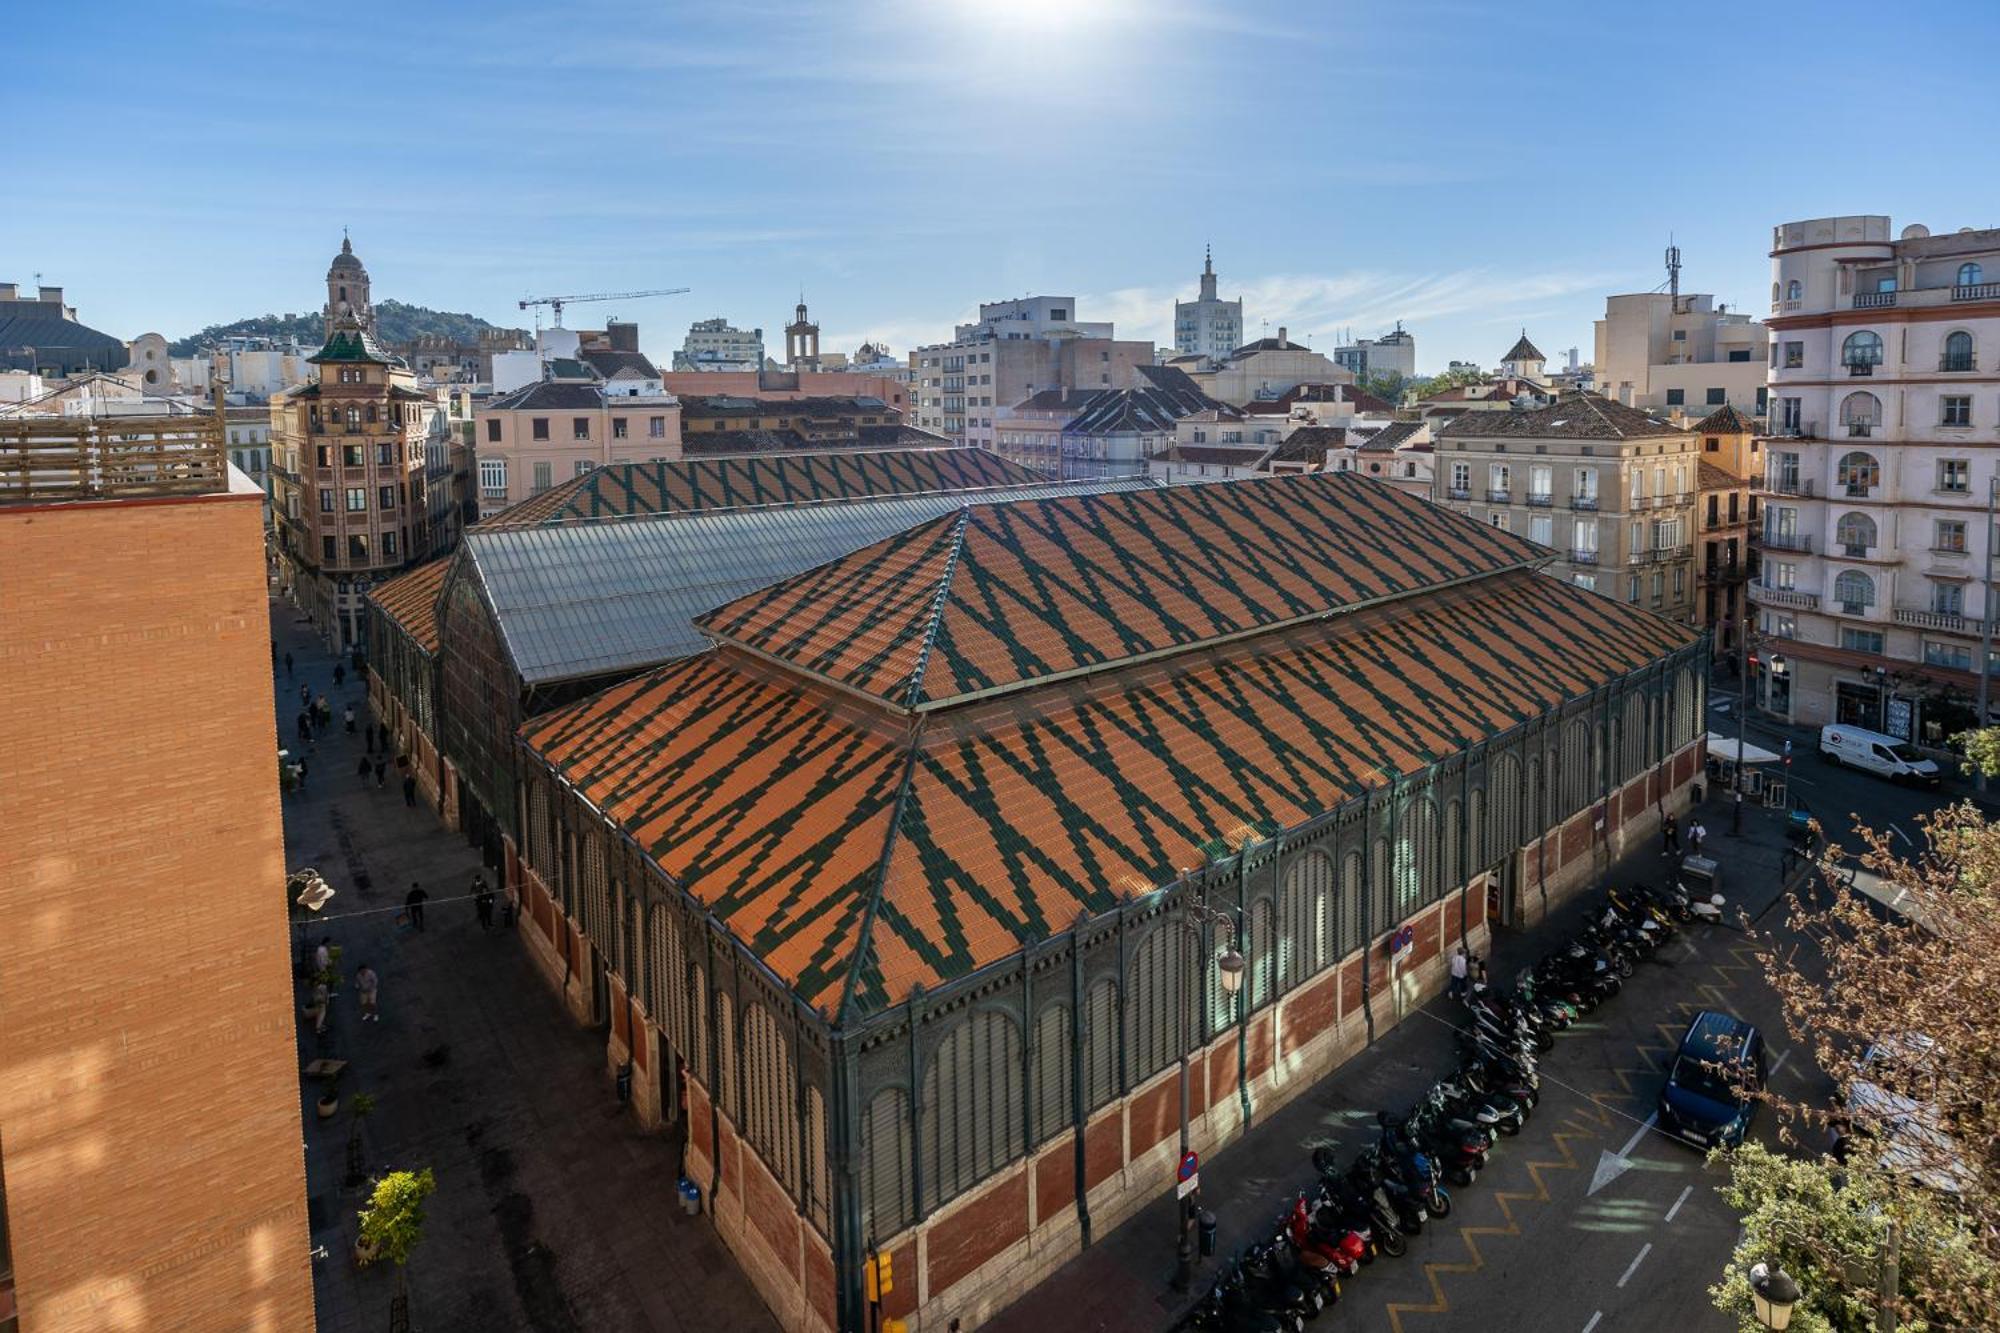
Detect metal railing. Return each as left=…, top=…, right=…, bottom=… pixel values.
left=1762, top=532, right=1814, bottom=553
left=1446, top=486, right=1471, bottom=500
left=1845, top=361, right=1877, bottom=376
left=1769, top=421, right=1821, bottom=440
left=1845, top=422, right=1876, bottom=437
left=1853, top=292, right=1898, bottom=309
left=1896, top=607, right=1980, bottom=633
left=1570, top=495, right=1599, bottom=511
left=1754, top=585, right=1820, bottom=609
left=1633, top=543, right=1694, bottom=564
left=1941, top=355, right=1977, bottom=372
left=1762, top=477, right=1818, bottom=497
left=1525, top=492, right=1553, bottom=507
left=1, top=414, right=228, bottom=503
left=1568, top=548, right=1600, bottom=565
left=1486, top=488, right=1512, bottom=503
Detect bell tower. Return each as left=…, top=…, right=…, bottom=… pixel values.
left=324, top=232, right=373, bottom=337
left=785, top=296, right=821, bottom=372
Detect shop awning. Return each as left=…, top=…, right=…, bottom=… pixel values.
left=1705, top=731, right=1782, bottom=765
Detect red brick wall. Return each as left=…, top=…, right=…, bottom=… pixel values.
left=1084, top=1112, right=1122, bottom=1192
left=1034, top=1143, right=1075, bottom=1226
left=1340, top=957, right=1363, bottom=1015
left=1281, top=970, right=1338, bottom=1058
left=1562, top=813, right=1591, bottom=866
left=926, top=1171, right=1027, bottom=1293
left=878, top=1239, right=918, bottom=1321
left=1410, top=904, right=1441, bottom=967
left=611, top=979, right=630, bottom=1047
left=743, top=1148, right=801, bottom=1264
left=1129, top=1076, right=1178, bottom=1159
left=805, top=1230, right=837, bottom=1330
left=1207, top=1041, right=1239, bottom=1109
left=1245, top=1013, right=1275, bottom=1081
left=629, top=999, right=648, bottom=1071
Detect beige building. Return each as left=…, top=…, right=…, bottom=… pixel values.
left=0, top=412, right=312, bottom=1332
left=1435, top=394, right=1699, bottom=616
left=475, top=368, right=683, bottom=510
left=914, top=297, right=1152, bottom=451
left=1185, top=329, right=1354, bottom=406
left=1595, top=277, right=1769, bottom=423
left=1751, top=214, right=2000, bottom=740
left=1692, top=404, right=1762, bottom=658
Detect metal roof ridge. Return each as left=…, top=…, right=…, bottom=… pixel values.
left=835, top=712, right=929, bottom=1025
left=902, top=507, right=972, bottom=710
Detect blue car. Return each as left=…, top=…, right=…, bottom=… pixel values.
left=1658, top=1010, right=1765, bottom=1149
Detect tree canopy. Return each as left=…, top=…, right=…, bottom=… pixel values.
left=169, top=301, right=512, bottom=356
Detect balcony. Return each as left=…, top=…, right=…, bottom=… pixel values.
left=1761, top=532, right=1814, bottom=554
left=1703, top=560, right=1748, bottom=583
left=1486, top=488, right=1512, bottom=503
left=1897, top=607, right=1981, bottom=634
left=1844, top=422, right=1876, bottom=438
left=1941, top=355, right=1977, bottom=373
left=1842, top=483, right=1878, bottom=499
left=1445, top=487, right=1471, bottom=501
left=1568, top=548, right=1600, bottom=566
left=1754, top=586, right=1820, bottom=610
left=1525, top=492, right=1553, bottom=507
left=1767, top=421, right=1822, bottom=440
left=1569, top=495, right=1599, bottom=511
left=1761, top=477, right=1818, bottom=498
left=1853, top=292, right=1898, bottom=310
left=1633, top=543, right=1694, bottom=564
left=1845, top=362, right=1877, bottom=378
left=1953, top=282, right=2000, bottom=302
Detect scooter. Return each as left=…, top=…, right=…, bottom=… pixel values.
left=1238, top=1240, right=1322, bottom=1324
left=1435, top=1070, right=1525, bottom=1135
left=1667, top=878, right=1727, bottom=923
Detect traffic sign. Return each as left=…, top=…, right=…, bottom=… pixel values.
left=1389, top=924, right=1415, bottom=962
left=1176, top=1172, right=1200, bottom=1199
left=1177, top=1150, right=1199, bottom=1182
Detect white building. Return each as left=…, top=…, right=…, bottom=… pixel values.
left=1187, top=330, right=1354, bottom=407
left=1751, top=214, right=2000, bottom=742
left=670, top=317, right=764, bottom=373
left=1333, top=324, right=1417, bottom=383
left=914, top=297, right=1151, bottom=452
left=1594, top=272, right=1768, bottom=423
left=1173, top=246, right=1244, bottom=362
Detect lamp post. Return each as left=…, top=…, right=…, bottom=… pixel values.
left=1748, top=1261, right=1802, bottom=1330
left=1979, top=475, right=1997, bottom=792
left=1733, top=614, right=1752, bottom=836
left=1173, top=870, right=1245, bottom=1292
left=1874, top=663, right=1890, bottom=736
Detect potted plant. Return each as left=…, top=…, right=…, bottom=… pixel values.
left=355, top=1167, right=436, bottom=1323
left=316, top=1066, right=342, bottom=1119
left=344, top=1093, right=377, bottom=1188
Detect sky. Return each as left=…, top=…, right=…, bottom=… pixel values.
left=6, top=0, right=1999, bottom=373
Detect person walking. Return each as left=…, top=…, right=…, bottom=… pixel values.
left=402, top=773, right=418, bottom=808
left=357, top=753, right=372, bottom=786
left=311, top=978, right=331, bottom=1035
left=299, top=681, right=311, bottom=708
left=474, top=877, right=495, bottom=931
left=313, top=936, right=332, bottom=976
left=334, top=663, right=346, bottom=688
left=343, top=705, right=356, bottom=735
left=315, top=695, right=331, bottom=730
left=1662, top=813, right=1681, bottom=855
left=297, top=711, right=313, bottom=744
left=355, top=964, right=380, bottom=1022
left=373, top=756, right=387, bottom=789
left=295, top=755, right=309, bottom=791
left=283, top=650, right=294, bottom=677
left=405, top=883, right=428, bottom=931
left=1688, top=818, right=1707, bottom=857
left=1448, top=944, right=1470, bottom=1000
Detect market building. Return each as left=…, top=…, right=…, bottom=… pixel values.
left=505, top=472, right=1707, bottom=1332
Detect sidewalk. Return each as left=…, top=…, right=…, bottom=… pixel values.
left=985, top=787, right=1802, bottom=1333
left=272, top=600, right=778, bottom=1333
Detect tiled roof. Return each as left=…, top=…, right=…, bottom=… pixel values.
left=1502, top=334, right=1545, bottom=363
left=367, top=556, right=451, bottom=654
left=1064, top=368, right=1234, bottom=435
left=1356, top=420, right=1424, bottom=452
left=1436, top=393, right=1682, bottom=441
left=309, top=326, right=397, bottom=365
left=1263, top=425, right=1346, bottom=466
left=480, top=448, right=1050, bottom=527
left=681, top=394, right=891, bottom=418
left=524, top=556, right=1696, bottom=1017
left=1693, top=403, right=1758, bottom=436
left=1152, top=444, right=1270, bottom=466
left=678, top=425, right=949, bottom=458
left=580, top=349, right=660, bottom=380
left=697, top=472, right=1547, bottom=711
left=484, top=380, right=605, bottom=412
left=1286, top=383, right=1397, bottom=415
left=1698, top=461, right=1743, bottom=491
left=1228, top=335, right=1312, bottom=358
left=1010, top=387, right=1102, bottom=413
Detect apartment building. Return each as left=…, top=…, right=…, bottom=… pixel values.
left=993, top=387, right=1099, bottom=473
left=1692, top=404, right=1762, bottom=657
left=1751, top=215, right=2000, bottom=740
left=1060, top=364, right=1235, bottom=481
left=475, top=365, right=682, bottom=510
left=1595, top=281, right=1769, bottom=422
left=225, top=403, right=274, bottom=523
left=1334, top=323, right=1418, bottom=383
left=672, top=316, right=766, bottom=372
left=1173, top=245, right=1244, bottom=360
left=913, top=296, right=1151, bottom=452
left=1435, top=394, right=1699, bottom=616
left=1187, top=330, right=1353, bottom=406
left=270, top=237, right=459, bottom=652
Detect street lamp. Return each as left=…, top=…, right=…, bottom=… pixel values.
left=1748, top=1261, right=1802, bottom=1330
left=1173, top=871, right=1242, bottom=1292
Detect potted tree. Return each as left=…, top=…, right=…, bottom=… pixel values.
left=355, top=1167, right=436, bottom=1324
left=316, top=1065, right=342, bottom=1119
left=343, top=1093, right=377, bottom=1188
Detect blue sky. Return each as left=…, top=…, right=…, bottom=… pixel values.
left=7, top=0, right=1997, bottom=372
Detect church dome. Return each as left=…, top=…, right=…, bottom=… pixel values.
left=328, top=235, right=365, bottom=274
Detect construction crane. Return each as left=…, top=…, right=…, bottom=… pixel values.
left=517, top=287, right=691, bottom=330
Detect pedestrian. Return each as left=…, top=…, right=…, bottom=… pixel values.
left=1662, top=813, right=1681, bottom=855
left=343, top=705, right=356, bottom=735
left=1688, top=818, right=1707, bottom=857
left=295, top=755, right=308, bottom=791
left=365, top=723, right=376, bottom=754
left=378, top=722, right=391, bottom=752
left=311, top=978, right=330, bottom=1034
left=299, top=682, right=311, bottom=707
left=474, top=876, right=495, bottom=931
left=1448, top=944, right=1469, bottom=1000
left=373, top=756, right=387, bottom=789
left=334, top=663, right=346, bottom=688
left=402, top=773, right=418, bottom=808
left=405, top=883, right=429, bottom=931
left=355, top=964, right=380, bottom=1021
left=284, top=650, right=294, bottom=677
left=357, top=753, right=372, bottom=785
left=315, top=695, right=331, bottom=729
left=313, top=935, right=332, bottom=976
left=1471, top=954, right=1489, bottom=989
left=296, top=712, right=312, bottom=744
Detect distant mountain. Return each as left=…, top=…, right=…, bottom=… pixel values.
left=169, top=300, right=515, bottom=356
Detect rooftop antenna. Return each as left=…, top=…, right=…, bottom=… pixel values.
left=1666, top=236, right=1682, bottom=307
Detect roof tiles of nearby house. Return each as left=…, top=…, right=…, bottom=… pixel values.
left=1697, top=460, right=1743, bottom=491
left=1150, top=444, right=1270, bottom=466
left=308, top=326, right=397, bottom=365
left=1436, top=393, right=1682, bottom=441
left=1010, top=387, right=1103, bottom=413
left=484, top=380, right=609, bottom=412
left=681, top=394, right=892, bottom=418
left=522, top=472, right=1697, bottom=1017
left=1281, top=382, right=1397, bottom=415
left=1356, top=420, right=1425, bottom=452
left=579, top=349, right=660, bottom=380
left=1502, top=334, right=1545, bottom=363
left=369, top=555, right=451, bottom=654
left=480, top=447, right=1049, bottom=527
left=1064, top=364, right=1236, bottom=434
left=1693, top=403, right=1759, bottom=436
left=1227, top=335, right=1313, bottom=358
left=1262, top=425, right=1346, bottom=466
left=677, top=425, right=949, bottom=457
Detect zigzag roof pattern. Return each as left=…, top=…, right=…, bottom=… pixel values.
left=696, top=472, right=1548, bottom=710
left=483, top=447, right=1046, bottom=527
left=524, top=565, right=1695, bottom=1018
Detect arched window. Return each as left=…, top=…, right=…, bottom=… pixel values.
left=1958, top=262, right=1984, bottom=289
left=1838, top=395, right=1881, bottom=439
left=1834, top=570, right=1876, bottom=611
left=919, top=1010, right=1023, bottom=1214
left=1944, top=330, right=1974, bottom=372
left=1836, top=450, right=1880, bottom=493
left=1771, top=281, right=1780, bottom=303
left=345, top=405, right=362, bottom=430
left=1841, top=330, right=1883, bottom=368
left=1786, top=279, right=1802, bottom=302
left=1835, top=512, right=1877, bottom=554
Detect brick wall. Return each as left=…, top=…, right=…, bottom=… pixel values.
left=0, top=491, right=313, bottom=1331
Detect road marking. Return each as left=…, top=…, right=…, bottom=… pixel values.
left=1890, top=823, right=1912, bottom=846
left=1589, top=1112, right=1658, bottom=1196
left=1618, top=1112, right=1657, bottom=1158
left=1617, top=1242, right=1653, bottom=1289
left=1582, top=1314, right=1603, bottom=1333
left=1665, top=1184, right=1693, bottom=1223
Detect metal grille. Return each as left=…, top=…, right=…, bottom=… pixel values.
left=807, top=1087, right=830, bottom=1236
left=1247, top=897, right=1276, bottom=1009
left=1032, top=1002, right=1071, bottom=1145
left=1491, top=756, right=1522, bottom=852
left=1621, top=694, right=1647, bottom=779
left=1082, top=979, right=1118, bottom=1111
left=1401, top=796, right=1438, bottom=914
left=1123, top=929, right=1181, bottom=1083
left=646, top=906, right=681, bottom=1051
left=1562, top=719, right=1591, bottom=814
left=919, top=1011, right=1024, bottom=1215
left=860, top=1087, right=912, bottom=1240
left=1443, top=801, right=1463, bottom=890
left=581, top=835, right=609, bottom=951
left=714, top=990, right=736, bottom=1119
left=1280, top=853, right=1322, bottom=987
left=528, top=781, right=551, bottom=884
left=688, top=961, right=709, bottom=1090
left=1339, top=851, right=1363, bottom=956
left=740, top=1002, right=800, bottom=1198
left=619, top=890, right=637, bottom=992
left=1369, top=836, right=1392, bottom=939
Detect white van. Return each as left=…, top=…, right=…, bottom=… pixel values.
left=1818, top=725, right=1941, bottom=785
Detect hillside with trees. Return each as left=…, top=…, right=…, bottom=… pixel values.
left=169, top=300, right=514, bottom=355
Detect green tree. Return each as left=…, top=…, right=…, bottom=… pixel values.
left=358, top=1167, right=436, bottom=1317
left=1404, top=367, right=1487, bottom=401
left=1952, top=726, right=2000, bottom=778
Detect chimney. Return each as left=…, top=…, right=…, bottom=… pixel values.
left=1277, top=326, right=1288, bottom=344
left=607, top=320, right=639, bottom=353
left=39, top=285, right=63, bottom=305
left=0, top=282, right=15, bottom=301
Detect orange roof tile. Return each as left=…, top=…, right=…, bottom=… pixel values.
left=367, top=555, right=450, bottom=654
